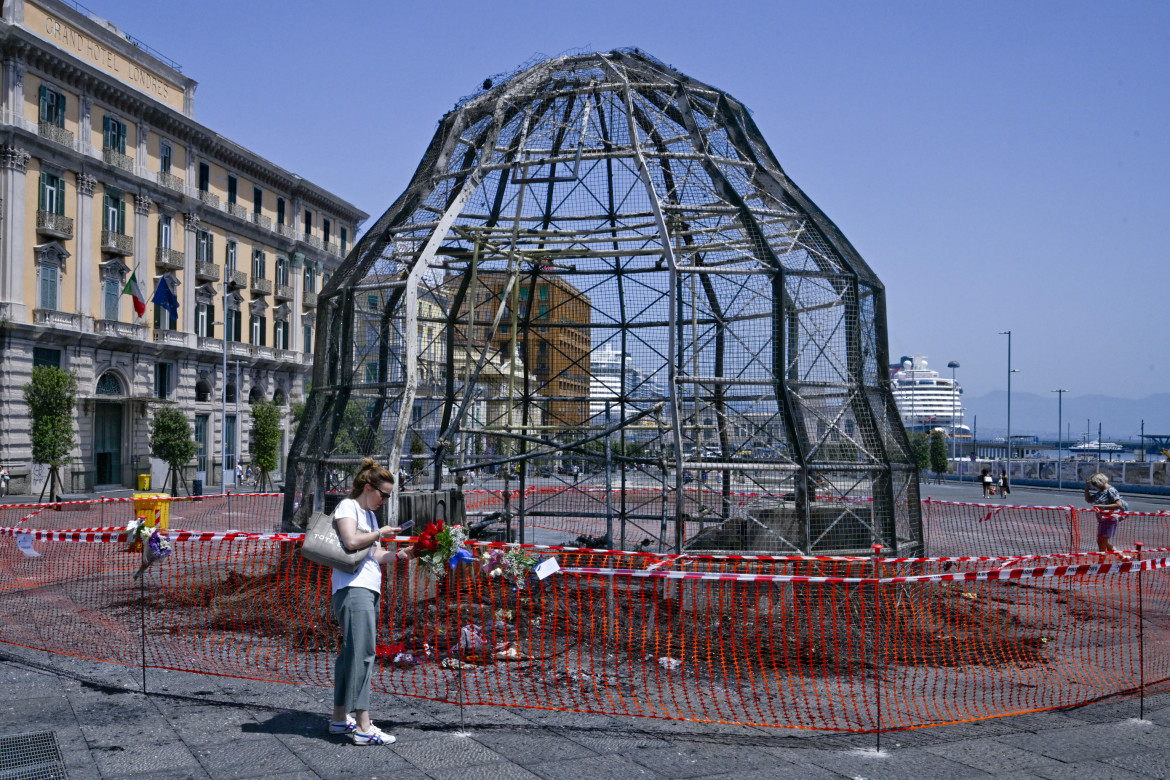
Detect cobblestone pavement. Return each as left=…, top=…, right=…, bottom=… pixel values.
left=3, top=644, right=1170, bottom=779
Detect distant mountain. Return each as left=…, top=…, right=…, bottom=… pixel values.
left=960, top=392, right=1170, bottom=441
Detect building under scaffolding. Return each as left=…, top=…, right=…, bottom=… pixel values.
left=283, top=49, right=922, bottom=555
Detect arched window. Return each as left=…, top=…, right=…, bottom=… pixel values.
left=248, top=385, right=264, bottom=404
left=195, top=378, right=212, bottom=402
left=273, top=388, right=286, bottom=406
left=226, top=383, right=237, bottom=403
left=95, top=371, right=123, bottom=396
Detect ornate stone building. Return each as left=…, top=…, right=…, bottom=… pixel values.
left=0, top=0, right=366, bottom=493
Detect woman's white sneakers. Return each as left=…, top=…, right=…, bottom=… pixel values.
left=352, top=725, right=396, bottom=745
left=327, top=716, right=357, bottom=735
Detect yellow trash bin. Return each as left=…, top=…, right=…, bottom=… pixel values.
left=137, top=473, right=150, bottom=491
left=132, top=493, right=171, bottom=530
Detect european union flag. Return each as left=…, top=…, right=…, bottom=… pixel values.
left=151, top=275, right=179, bottom=318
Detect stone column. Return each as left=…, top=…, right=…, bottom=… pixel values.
left=136, top=122, right=150, bottom=179
left=1, top=59, right=25, bottom=128
left=183, top=212, right=198, bottom=330
left=185, top=145, right=196, bottom=196
left=133, top=192, right=152, bottom=272
left=78, top=94, right=93, bottom=157
left=0, top=145, right=30, bottom=320
left=289, top=251, right=303, bottom=352
left=75, top=174, right=97, bottom=319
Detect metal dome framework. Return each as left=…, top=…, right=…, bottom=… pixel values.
left=284, top=50, right=922, bottom=555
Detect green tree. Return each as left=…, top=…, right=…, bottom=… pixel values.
left=929, top=429, right=949, bottom=477
left=908, top=432, right=930, bottom=476
left=150, top=406, right=196, bottom=496
left=250, top=400, right=282, bottom=490
left=24, top=365, right=77, bottom=502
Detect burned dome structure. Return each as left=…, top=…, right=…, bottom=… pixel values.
left=284, top=49, right=922, bottom=555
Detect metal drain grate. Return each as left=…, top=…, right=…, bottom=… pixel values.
left=0, top=731, right=68, bottom=780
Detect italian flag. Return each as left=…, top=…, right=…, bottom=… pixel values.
left=122, top=271, right=146, bottom=318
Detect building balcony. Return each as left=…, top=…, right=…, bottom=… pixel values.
left=226, top=202, right=248, bottom=220
left=274, top=283, right=293, bottom=301
left=103, top=148, right=135, bottom=173
left=155, top=246, right=184, bottom=270
left=225, top=268, right=247, bottom=288
left=250, top=277, right=272, bottom=296
left=34, top=309, right=82, bottom=329
left=95, top=319, right=148, bottom=341
left=228, top=341, right=251, bottom=358
left=302, top=291, right=317, bottom=308
left=156, top=171, right=184, bottom=193
left=197, top=336, right=223, bottom=352
left=195, top=262, right=220, bottom=282
left=251, top=345, right=276, bottom=360
left=303, top=234, right=324, bottom=250
left=36, top=210, right=74, bottom=239
left=276, top=348, right=299, bottom=363
left=325, top=241, right=340, bottom=256
left=38, top=122, right=73, bottom=148
left=276, top=223, right=297, bottom=239
left=198, top=190, right=220, bottom=209
left=100, top=229, right=133, bottom=255
left=252, top=213, right=272, bottom=230
left=153, top=329, right=187, bottom=347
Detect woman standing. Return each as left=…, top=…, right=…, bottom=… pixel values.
left=328, top=458, right=405, bottom=745
left=981, top=468, right=993, bottom=498
left=1085, top=473, right=1129, bottom=556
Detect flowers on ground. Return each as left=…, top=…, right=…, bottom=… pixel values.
left=411, top=520, right=472, bottom=577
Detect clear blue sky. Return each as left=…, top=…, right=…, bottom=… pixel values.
left=93, top=0, right=1170, bottom=401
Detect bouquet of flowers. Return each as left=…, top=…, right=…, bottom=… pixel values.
left=479, top=545, right=539, bottom=588
left=410, top=519, right=473, bottom=578
left=124, top=514, right=173, bottom=579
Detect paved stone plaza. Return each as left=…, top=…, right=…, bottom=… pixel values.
left=4, top=641, right=1170, bottom=779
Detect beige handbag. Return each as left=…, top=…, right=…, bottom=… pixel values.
left=299, top=510, right=372, bottom=574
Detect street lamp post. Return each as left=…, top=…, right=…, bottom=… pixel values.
left=1052, top=388, right=1068, bottom=489
left=998, top=331, right=1019, bottom=482
left=947, top=360, right=960, bottom=470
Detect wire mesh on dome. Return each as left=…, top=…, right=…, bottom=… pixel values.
left=284, top=49, right=921, bottom=556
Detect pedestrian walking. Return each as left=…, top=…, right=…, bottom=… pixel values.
left=998, top=472, right=1010, bottom=499
left=1085, top=473, right=1129, bottom=557
left=981, top=468, right=993, bottom=498
left=0, top=466, right=9, bottom=497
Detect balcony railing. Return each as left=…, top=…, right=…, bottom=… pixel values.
left=155, top=247, right=184, bottom=270
left=34, top=309, right=82, bottom=329
left=198, top=190, right=220, bottom=209
left=252, top=213, right=273, bottom=230
left=325, top=242, right=340, bottom=256
left=226, top=202, right=248, bottom=220
left=36, top=210, right=74, bottom=239
left=277, top=223, right=297, bottom=239
left=225, top=268, right=247, bottom=288
left=197, top=336, right=223, bottom=352
left=153, top=329, right=187, bottom=347
left=250, top=345, right=276, bottom=360
left=157, top=171, right=184, bottom=193
left=274, top=283, right=293, bottom=301
left=195, top=262, right=220, bottom=281
left=302, top=291, right=317, bottom=308
left=95, top=319, right=148, bottom=341
left=103, top=148, right=134, bottom=173
left=250, top=277, right=273, bottom=296
left=100, top=229, right=133, bottom=255
left=38, top=122, right=74, bottom=148
left=276, top=349, right=300, bottom=363
left=229, top=341, right=251, bottom=357
left=303, top=234, right=324, bottom=250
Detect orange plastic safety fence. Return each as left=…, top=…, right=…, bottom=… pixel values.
left=3, top=522, right=1170, bottom=732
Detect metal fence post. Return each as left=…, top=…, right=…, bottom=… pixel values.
left=1136, top=541, right=1145, bottom=720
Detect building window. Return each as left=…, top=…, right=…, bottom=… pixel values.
left=519, top=287, right=528, bottom=301
left=303, top=323, right=312, bottom=353
left=153, top=299, right=176, bottom=330
left=159, top=139, right=172, bottom=174
left=274, top=319, right=288, bottom=350
left=364, top=362, right=379, bottom=384
left=340, top=227, right=348, bottom=254
left=196, top=229, right=214, bottom=263
left=33, top=347, right=61, bottom=368
left=198, top=162, right=210, bottom=193
left=39, top=85, right=66, bottom=127
left=275, top=256, right=288, bottom=286
left=252, top=249, right=266, bottom=279
left=303, top=208, right=312, bottom=235
left=196, top=302, right=213, bottom=337
left=250, top=314, right=266, bottom=346
left=227, top=175, right=237, bottom=205
left=539, top=286, right=549, bottom=301
left=225, top=239, right=236, bottom=271
left=303, top=264, right=316, bottom=293
left=103, top=192, right=126, bottom=233
left=366, top=324, right=377, bottom=346
left=323, top=218, right=331, bottom=245
left=39, top=171, right=65, bottom=215
left=96, top=372, right=123, bottom=395
left=103, top=279, right=119, bottom=320
left=276, top=197, right=285, bottom=226
left=253, top=185, right=262, bottom=214
left=102, top=115, right=127, bottom=153
left=154, top=362, right=173, bottom=399
left=38, top=264, right=59, bottom=310
left=366, top=294, right=378, bottom=312
left=158, top=214, right=173, bottom=249
left=226, top=308, right=241, bottom=342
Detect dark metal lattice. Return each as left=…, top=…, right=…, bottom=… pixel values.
left=283, top=49, right=921, bottom=555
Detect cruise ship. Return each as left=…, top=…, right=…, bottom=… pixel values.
left=890, top=354, right=969, bottom=438
left=589, top=344, right=660, bottom=421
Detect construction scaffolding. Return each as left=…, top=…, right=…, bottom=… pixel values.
left=283, top=49, right=921, bottom=555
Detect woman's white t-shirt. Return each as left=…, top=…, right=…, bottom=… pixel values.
left=329, top=497, right=382, bottom=595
